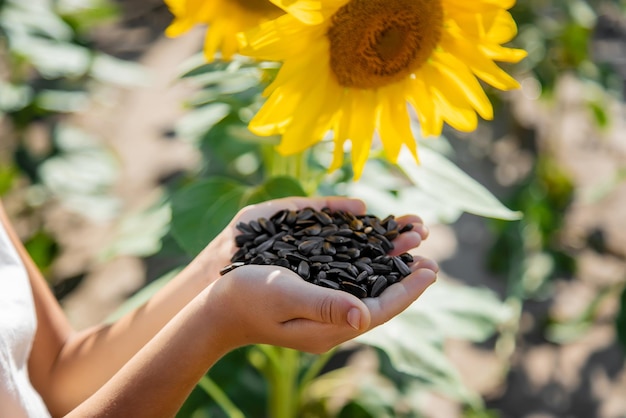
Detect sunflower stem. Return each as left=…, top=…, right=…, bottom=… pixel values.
left=197, top=375, right=245, bottom=418
left=262, top=145, right=317, bottom=195
left=297, top=347, right=338, bottom=401
left=265, top=346, right=301, bottom=418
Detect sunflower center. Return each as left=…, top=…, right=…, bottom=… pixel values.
left=231, top=0, right=282, bottom=14
left=327, top=0, right=443, bottom=89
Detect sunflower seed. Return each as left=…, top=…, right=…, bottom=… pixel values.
left=225, top=207, right=417, bottom=298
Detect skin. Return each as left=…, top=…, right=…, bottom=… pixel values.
left=0, top=196, right=438, bottom=417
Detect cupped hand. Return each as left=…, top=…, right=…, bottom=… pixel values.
left=207, top=258, right=437, bottom=354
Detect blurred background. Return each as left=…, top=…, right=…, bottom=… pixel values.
left=1, top=0, right=626, bottom=417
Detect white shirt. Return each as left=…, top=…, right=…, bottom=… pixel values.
left=0, top=221, right=51, bottom=417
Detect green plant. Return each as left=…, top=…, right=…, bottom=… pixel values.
left=105, top=53, right=523, bottom=417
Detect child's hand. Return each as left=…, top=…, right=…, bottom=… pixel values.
left=204, top=257, right=437, bottom=354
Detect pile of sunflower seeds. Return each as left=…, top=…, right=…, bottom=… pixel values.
left=219, top=207, right=415, bottom=298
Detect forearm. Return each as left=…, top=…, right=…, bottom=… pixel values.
left=58, top=285, right=231, bottom=418
left=42, top=245, right=228, bottom=413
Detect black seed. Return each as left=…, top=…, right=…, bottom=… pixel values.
left=345, top=248, right=361, bottom=259
left=335, top=254, right=351, bottom=262
left=270, top=209, right=288, bottom=225
left=255, top=239, right=275, bottom=254
left=309, top=255, right=334, bottom=263
left=329, top=261, right=351, bottom=270
left=354, top=261, right=374, bottom=275
left=282, top=234, right=297, bottom=243
left=259, top=217, right=276, bottom=235
left=235, top=233, right=257, bottom=247
left=236, top=222, right=254, bottom=234
left=353, top=231, right=368, bottom=241
left=275, top=258, right=291, bottom=269
left=326, top=235, right=351, bottom=244
left=356, top=270, right=368, bottom=283
left=350, top=218, right=364, bottom=231
left=378, top=235, right=394, bottom=252
left=371, top=263, right=393, bottom=274
left=371, top=276, right=388, bottom=297
left=384, top=230, right=399, bottom=240
left=253, top=233, right=270, bottom=245
left=400, top=252, right=414, bottom=264
left=297, top=260, right=310, bottom=280
left=250, top=254, right=266, bottom=264
left=341, top=281, right=368, bottom=298
left=322, top=242, right=336, bottom=255
left=314, top=210, right=333, bottom=225
left=299, top=224, right=322, bottom=236
left=319, top=279, right=340, bottom=290
left=347, top=264, right=360, bottom=277
left=320, top=224, right=339, bottom=236
left=385, top=218, right=398, bottom=232
left=399, top=223, right=414, bottom=233
left=231, top=247, right=248, bottom=262
left=219, top=262, right=245, bottom=275
left=249, top=220, right=263, bottom=233
left=386, top=273, right=401, bottom=284
left=297, top=207, right=315, bottom=220
left=285, top=252, right=309, bottom=263
left=298, top=240, right=321, bottom=255
left=392, top=256, right=412, bottom=277
left=273, top=241, right=298, bottom=251
left=261, top=251, right=278, bottom=260
left=372, top=221, right=387, bottom=235
left=286, top=210, right=298, bottom=225
left=335, top=228, right=354, bottom=237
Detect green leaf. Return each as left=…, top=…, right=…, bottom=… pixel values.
left=90, top=53, right=148, bottom=86
left=39, top=125, right=120, bottom=220
left=398, top=148, right=522, bottom=221
left=10, top=35, right=91, bottom=78
left=1, top=0, right=73, bottom=40
left=0, top=81, right=32, bottom=112
left=408, top=280, right=512, bottom=342
left=170, top=176, right=308, bottom=256
left=355, top=280, right=510, bottom=405
left=244, top=176, right=307, bottom=204
left=36, top=89, right=89, bottom=112
left=176, top=103, right=231, bottom=142
left=347, top=164, right=463, bottom=225
left=105, top=269, right=181, bottom=323
left=101, top=203, right=171, bottom=261
left=170, top=178, right=247, bottom=256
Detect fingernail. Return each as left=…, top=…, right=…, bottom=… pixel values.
left=347, top=308, right=361, bottom=330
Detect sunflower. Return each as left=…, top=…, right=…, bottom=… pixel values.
left=165, top=0, right=283, bottom=61
left=238, top=0, right=527, bottom=178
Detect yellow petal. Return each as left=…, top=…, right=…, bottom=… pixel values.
left=276, top=72, right=342, bottom=154
left=377, top=82, right=418, bottom=164
left=238, top=15, right=314, bottom=60
left=269, top=0, right=345, bottom=25
left=442, top=32, right=521, bottom=90
left=407, top=75, right=443, bottom=138
left=430, top=51, right=494, bottom=120
left=346, top=89, right=377, bottom=179
left=420, top=64, right=478, bottom=132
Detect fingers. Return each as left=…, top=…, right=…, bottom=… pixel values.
left=363, top=267, right=437, bottom=328
left=389, top=215, right=429, bottom=256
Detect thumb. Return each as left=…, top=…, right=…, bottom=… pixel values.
left=291, top=281, right=371, bottom=331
